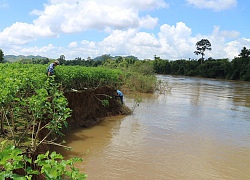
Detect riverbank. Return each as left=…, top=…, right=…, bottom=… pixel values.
left=57, top=75, right=250, bottom=180
left=64, top=86, right=131, bottom=129
left=0, top=85, right=132, bottom=180
left=0, top=63, right=148, bottom=179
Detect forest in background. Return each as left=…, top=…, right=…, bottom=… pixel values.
left=4, top=48, right=250, bottom=81
left=0, top=45, right=250, bottom=179
left=1, top=46, right=250, bottom=82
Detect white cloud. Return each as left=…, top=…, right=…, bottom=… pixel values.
left=225, top=38, right=250, bottom=59
left=6, top=44, right=56, bottom=57
left=220, top=30, right=240, bottom=39
left=1, top=0, right=165, bottom=46
left=224, top=41, right=241, bottom=59
left=68, top=41, right=78, bottom=48
left=186, top=0, right=237, bottom=11
left=206, top=26, right=242, bottom=59
left=158, top=22, right=193, bottom=59
left=0, top=22, right=55, bottom=47
left=110, top=0, right=168, bottom=10
left=190, top=26, right=249, bottom=60
left=48, top=0, right=78, bottom=4
left=129, top=32, right=160, bottom=47
left=77, top=22, right=195, bottom=60
left=34, top=0, right=167, bottom=34
left=1, top=0, right=248, bottom=61
left=139, top=15, right=159, bottom=29
left=81, top=40, right=96, bottom=48
left=3, top=20, right=249, bottom=61
left=97, top=29, right=136, bottom=56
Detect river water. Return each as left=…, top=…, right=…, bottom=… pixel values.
left=55, top=75, right=250, bottom=180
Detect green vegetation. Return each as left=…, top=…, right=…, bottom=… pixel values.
left=0, top=63, right=126, bottom=179
left=0, top=60, right=154, bottom=179
left=100, top=57, right=156, bottom=93
left=3, top=53, right=157, bottom=92
left=56, top=66, right=123, bottom=90
left=0, top=49, right=4, bottom=63
left=0, top=64, right=71, bottom=145
left=4, top=55, right=48, bottom=63
left=194, top=39, right=212, bottom=64
left=0, top=140, right=86, bottom=179
left=7, top=46, right=250, bottom=83
left=2, top=45, right=249, bottom=178
left=153, top=47, right=250, bottom=81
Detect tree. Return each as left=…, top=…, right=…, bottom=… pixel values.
left=194, top=39, right=212, bottom=64
left=0, top=49, right=4, bottom=63
left=58, top=54, right=65, bottom=60
left=238, top=47, right=250, bottom=58
left=87, top=56, right=92, bottom=61
left=100, top=54, right=112, bottom=62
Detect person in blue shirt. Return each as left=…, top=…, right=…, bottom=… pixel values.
left=115, top=89, right=124, bottom=104
left=47, top=60, right=60, bottom=76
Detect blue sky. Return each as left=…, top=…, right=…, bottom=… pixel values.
left=0, top=0, right=249, bottom=60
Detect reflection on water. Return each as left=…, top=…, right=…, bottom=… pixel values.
left=54, top=75, right=250, bottom=180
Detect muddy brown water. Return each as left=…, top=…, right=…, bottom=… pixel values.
left=54, top=75, right=250, bottom=180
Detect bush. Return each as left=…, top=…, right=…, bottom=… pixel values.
left=0, top=140, right=87, bottom=179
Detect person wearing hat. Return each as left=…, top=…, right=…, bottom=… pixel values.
left=47, top=60, right=60, bottom=76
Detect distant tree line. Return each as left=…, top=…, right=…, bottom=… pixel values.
left=0, top=49, right=4, bottom=63
left=153, top=47, right=250, bottom=81
left=18, top=58, right=50, bottom=64
left=57, top=57, right=103, bottom=67
left=1, top=46, right=250, bottom=81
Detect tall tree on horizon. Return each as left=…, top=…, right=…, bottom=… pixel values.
left=238, top=47, right=250, bottom=58
left=194, top=39, right=212, bottom=64
left=0, top=49, right=4, bottom=63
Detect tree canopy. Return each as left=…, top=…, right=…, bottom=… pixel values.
left=0, top=49, right=4, bottom=63
left=194, top=39, right=212, bottom=63
left=238, top=47, right=250, bottom=58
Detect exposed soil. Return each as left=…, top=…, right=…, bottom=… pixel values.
left=3, top=86, right=131, bottom=180
left=34, top=86, right=131, bottom=179
left=64, top=86, right=131, bottom=129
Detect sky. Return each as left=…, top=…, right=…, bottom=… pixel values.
left=0, top=0, right=250, bottom=60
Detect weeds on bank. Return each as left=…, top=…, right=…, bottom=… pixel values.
left=0, top=140, right=87, bottom=180
left=123, top=72, right=157, bottom=93
left=0, top=63, right=89, bottom=179
left=155, top=80, right=172, bottom=94
left=131, top=96, right=142, bottom=113
left=0, top=61, right=156, bottom=179
left=94, top=94, right=112, bottom=107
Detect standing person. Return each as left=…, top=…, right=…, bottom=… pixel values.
left=47, top=60, right=60, bottom=76
left=115, top=89, right=124, bottom=104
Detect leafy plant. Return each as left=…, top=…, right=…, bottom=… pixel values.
left=94, top=94, right=112, bottom=107
left=0, top=140, right=38, bottom=180
left=0, top=63, right=126, bottom=179
left=0, top=140, right=86, bottom=180
left=35, top=151, right=87, bottom=180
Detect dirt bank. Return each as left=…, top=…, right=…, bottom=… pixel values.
left=64, top=86, right=131, bottom=129
left=2, top=86, right=130, bottom=180
left=34, top=86, right=130, bottom=179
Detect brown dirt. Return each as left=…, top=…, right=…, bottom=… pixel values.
left=3, top=86, right=131, bottom=180
left=63, top=86, right=131, bottom=129
left=37, top=86, right=130, bottom=155
left=32, top=86, right=131, bottom=179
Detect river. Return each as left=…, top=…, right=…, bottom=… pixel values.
left=55, top=75, right=250, bottom=180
